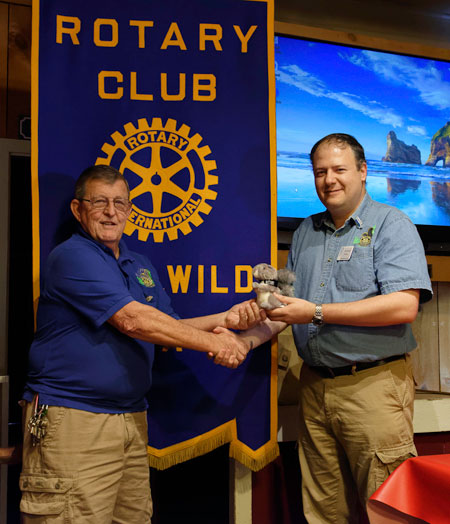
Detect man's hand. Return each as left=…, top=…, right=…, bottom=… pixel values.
left=208, top=326, right=250, bottom=369
left=0, top=445, right=22, bottom=465
left=224, top=300, right=266, bottom=330
left=266, top=294, right=315, bottom=324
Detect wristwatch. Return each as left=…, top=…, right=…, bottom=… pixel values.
left=311, top=304, right=324, bottom=326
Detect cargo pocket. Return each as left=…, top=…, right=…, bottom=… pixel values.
left=372, top=442, right=417, bottom=493
left=20, top=473, right=73, bottom=519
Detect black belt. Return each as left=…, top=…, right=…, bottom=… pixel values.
left=309, top=354, right=405, bottom=379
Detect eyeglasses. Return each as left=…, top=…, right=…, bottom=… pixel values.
left=79, top=198, right=131, bottom=213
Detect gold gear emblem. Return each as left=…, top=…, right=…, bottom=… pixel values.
left=95, top=117, right=218, bottom=242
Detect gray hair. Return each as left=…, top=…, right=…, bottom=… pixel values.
left=74, top=165, right=130, bottom=199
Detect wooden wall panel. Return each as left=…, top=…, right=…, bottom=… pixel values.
left=275, top=1, right=450, bottom=56
left=411, top=282, right=440, bottom=391
left=0, top=4, right=8, bottom=137
left=7, top=3, right=30, bottom=139
left=427, top=256, right=450, bottom=282
left=277, top=249, right=289, bottom=269
left=439, top=282, right=450, bottom=393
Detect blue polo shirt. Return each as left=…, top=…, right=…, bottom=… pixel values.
left=287, top=193, right=432, bottom=368
left=23, top=229, right=178, bottom=413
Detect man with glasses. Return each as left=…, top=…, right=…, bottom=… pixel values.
left=19, top=165, right=262, bottom=523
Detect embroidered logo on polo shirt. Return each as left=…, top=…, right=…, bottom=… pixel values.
left=136, top=268, right=155, bottom=288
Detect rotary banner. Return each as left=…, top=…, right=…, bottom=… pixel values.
left=31, top=0, right=277, bottom=470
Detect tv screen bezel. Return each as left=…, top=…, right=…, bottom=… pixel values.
left=274, top=22, right=450, bottom=255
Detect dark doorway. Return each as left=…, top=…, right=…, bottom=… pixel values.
left=7, top=153, right=34, bottom=524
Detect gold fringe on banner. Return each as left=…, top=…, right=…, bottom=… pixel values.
left=229, top=440, right=279, bottom=472
left=147, top=418, right=280, bottom=472
left=148, top=422, right=234, bottom=470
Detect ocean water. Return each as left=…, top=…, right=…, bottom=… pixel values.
left=277, top=152, right=450, bottom=226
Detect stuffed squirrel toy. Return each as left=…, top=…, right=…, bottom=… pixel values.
left=252, top=263, right=296, bottom=310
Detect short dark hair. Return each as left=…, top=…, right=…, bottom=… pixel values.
left=74, top=165, right=130, bottom=200
left=310, top=133, right=366, bottom=170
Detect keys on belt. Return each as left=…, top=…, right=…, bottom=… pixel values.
left=27, top=394, right=49, bottom=446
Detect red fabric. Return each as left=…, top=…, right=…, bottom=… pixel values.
left=369, top=455, right=450, bottom=523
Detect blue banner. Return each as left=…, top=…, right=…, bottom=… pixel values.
left=32, top=0, right=277, bottom=470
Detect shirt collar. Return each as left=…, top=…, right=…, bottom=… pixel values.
left=312, top=211, right=333, bottom=231
left=75, top=226, right=135, bottom=263
left=348, top=192, right=372, bottom=229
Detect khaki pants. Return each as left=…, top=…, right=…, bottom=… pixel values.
left=298, top=356, right=416, bottom=524
left=20, top=404, right=152, bottom=523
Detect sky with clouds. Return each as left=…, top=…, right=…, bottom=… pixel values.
left=275, top=36, right=450, bottom=161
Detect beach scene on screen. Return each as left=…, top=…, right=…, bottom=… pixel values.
left=276, top=36, right=450, bottom=226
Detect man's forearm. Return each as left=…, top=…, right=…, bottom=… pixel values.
left=322, top=290, right=420, bottom=326
left=238, top=319, right=287, bottom=349
left=179, top=312, right=226, bottom=332
left=180, top=299, right=265, bottom=332
left=268, top=289, right=420, bottom=326
left=110, top=301, right=231, bottom=355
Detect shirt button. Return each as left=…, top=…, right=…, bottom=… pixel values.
left=320, top=282, right=325, bottom=287
left=327, top=258, right=332, bottom=263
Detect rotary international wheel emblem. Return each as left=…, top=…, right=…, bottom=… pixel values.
left=95, top=117, right=218, bottom=242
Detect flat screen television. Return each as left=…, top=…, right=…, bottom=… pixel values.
left=275, top=33, right=450, bottom=254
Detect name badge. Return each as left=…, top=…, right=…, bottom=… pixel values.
left=337, top=246, right=354, bottom=261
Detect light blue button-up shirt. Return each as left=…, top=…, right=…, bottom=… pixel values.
left=287, top=193, right=432, bottom=367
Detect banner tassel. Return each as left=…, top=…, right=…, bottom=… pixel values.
left=229, top=441, right=279, bottom=472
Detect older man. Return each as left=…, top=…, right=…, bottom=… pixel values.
left=19, top=164, right=262, bottom=523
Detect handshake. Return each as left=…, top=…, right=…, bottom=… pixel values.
left=208, top=299, right=268, bottom=369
